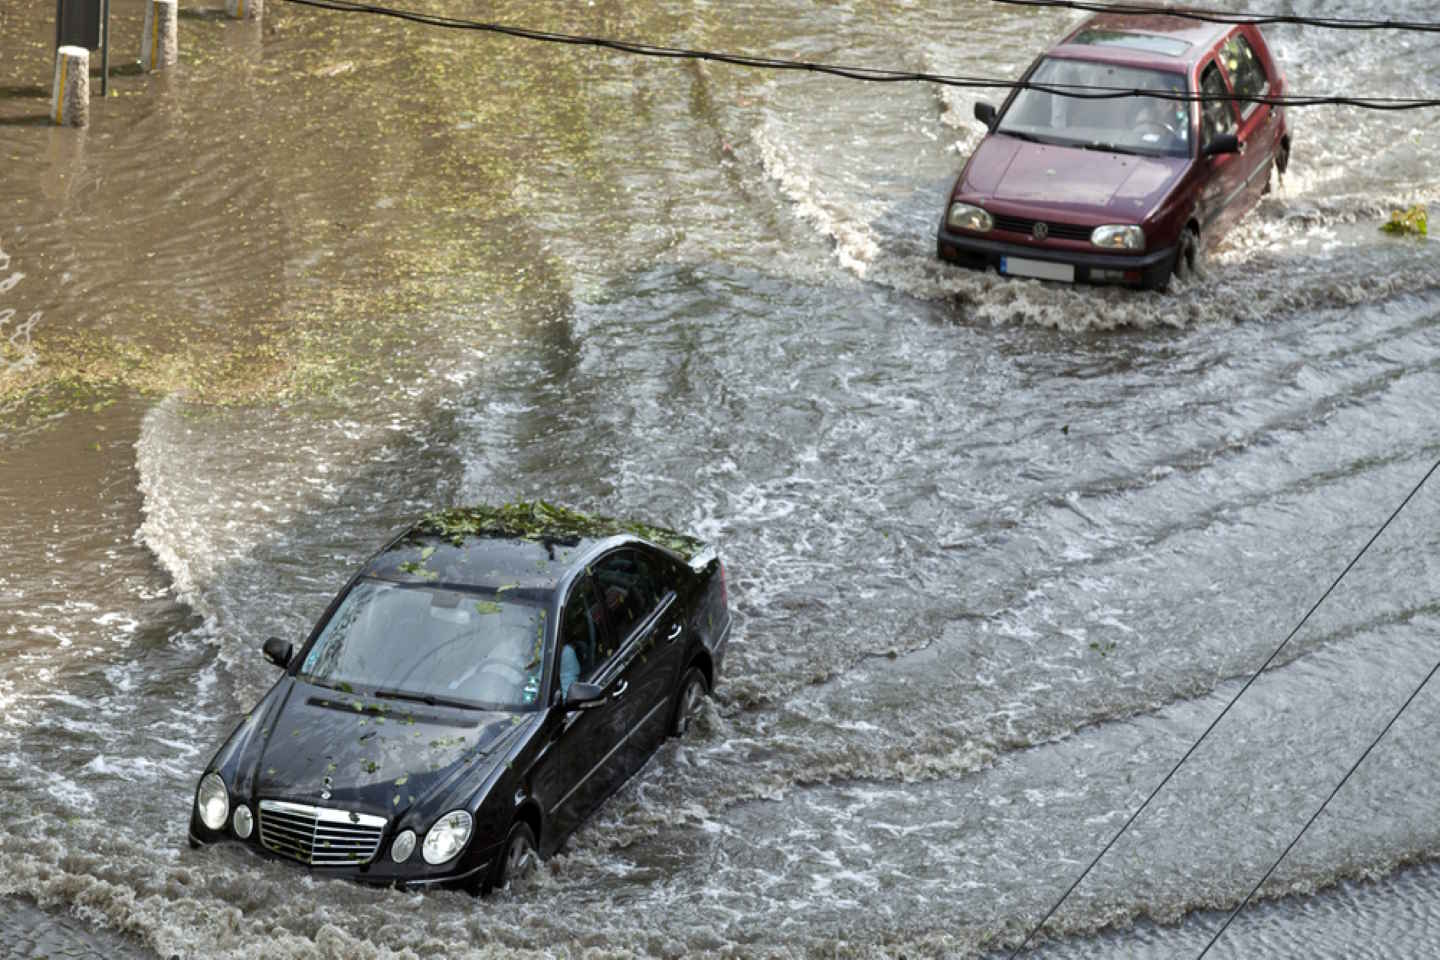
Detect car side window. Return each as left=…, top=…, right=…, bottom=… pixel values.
left=592, top=550, right=662, bottom=645
left=558, top=576, right=604, bottom=692
left=1219, top=33, right=1269, bottom=112
left=1199, top=62, right=1237, bottom=145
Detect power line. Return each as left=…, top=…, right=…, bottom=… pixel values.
left=278, top=0, right=1440, bottom=111
left=1006, top=453, right=1440, bottom=958
left=1195, top=654, right=1440, bottom=957
left=982, top=0, right=1440, bottom=33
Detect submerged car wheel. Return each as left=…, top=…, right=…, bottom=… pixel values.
left=492, top=821, right=538, bottom=892
left=1172, top=227, right=1201, bottom=285
left=670, top=667, right=709, bottom=738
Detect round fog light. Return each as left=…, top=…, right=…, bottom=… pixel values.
left=232, top=804, right=253, bottom=839
left=391, top=829, right=416, bottom=863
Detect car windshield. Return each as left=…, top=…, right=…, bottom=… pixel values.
left=998, top=57, right=1192, bottom=158
left=296, top=579, right=548, bottom=710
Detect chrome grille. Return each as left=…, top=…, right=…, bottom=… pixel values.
left=991, top=214, right=1093, bottom=242
left=258, top=799, right=386, bottom=867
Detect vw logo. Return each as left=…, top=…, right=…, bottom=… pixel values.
left=1032, top=222, right=1049, bottom=241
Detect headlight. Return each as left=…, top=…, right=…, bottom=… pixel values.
left=1091, top=225, right=1145, bottom=251
left=232, top=805, right=253, bottom=839
left=391, top=829, right=416, bottom=863
left=422, top=810, right=472, bottom=865
left=196, top=773, right=229, bottom=831
left=946, top=202, right=993, bottom=233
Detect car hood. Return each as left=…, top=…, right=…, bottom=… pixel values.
left=241, top=679, right=531, bottom=819
left=960, top=135, right=1188, bottom=220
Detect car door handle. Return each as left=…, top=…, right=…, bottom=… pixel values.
left=666, top=623, right=682, bottom=642
left=609, top=680, right=629, bottom=701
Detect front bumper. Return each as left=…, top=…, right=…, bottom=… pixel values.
left=937, top=227, right=1175, bottom=288
left=188, top=820, right=502, bottom=890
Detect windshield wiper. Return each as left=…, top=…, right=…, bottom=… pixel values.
left=373, top=687, right=483, bottom=711
left=998, top=129, right=1054, bottom=145
left=1081, top=141, right=1144, bottom=157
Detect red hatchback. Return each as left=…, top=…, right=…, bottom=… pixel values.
left=937, top=14, right=1290, bottom=290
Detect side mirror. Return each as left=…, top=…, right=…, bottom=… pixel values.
left=262, top=637, right=293, bottom=669
left=562, top=681, right=606, bottom=712
left=974, top=101, right=998, bottom=128
left=1203, top=133, right=1242, bottom=158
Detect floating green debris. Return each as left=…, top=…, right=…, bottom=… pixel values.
left=1381, top=205, right=1428, bottom=237
left=394, top=775, right=409, bottom=786
left=364, top=759, right=380, bottom=774
left=474, top=600, right=503, bottom=615
left=414, top=501, right=705, bottom=558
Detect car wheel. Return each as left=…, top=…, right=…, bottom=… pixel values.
left=1173, top=227, right=1200, bottom=284
left=670, top=667, right=708, bottom=738
left=491, top=820, right=538, bottom=892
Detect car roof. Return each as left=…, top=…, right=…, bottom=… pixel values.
left=1051, top=13, right=1237, bottom=70
left=363, top=529, right=610, bottom=595
left=358, top=502, right=704, bottom=594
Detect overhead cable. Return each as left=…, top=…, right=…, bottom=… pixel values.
left=1006, top=453, right=1440, bottom=958
left=278, top=0, right=1440, bottom=110
left=1194, top=654, right=1440, bottom=957
left=983, top=0, right=1440, bottom=33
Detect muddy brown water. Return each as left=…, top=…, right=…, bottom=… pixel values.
left=1, top=1, right=1438, bottom=957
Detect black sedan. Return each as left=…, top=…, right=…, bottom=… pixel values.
left=189, top=502, right=731, bottom=891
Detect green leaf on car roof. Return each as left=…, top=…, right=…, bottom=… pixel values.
left=474, top=600, right=502, bottom=615
left=410, top=501, right=706, bottom=559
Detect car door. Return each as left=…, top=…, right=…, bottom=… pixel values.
left=1217, top=29, right=1280, bottom=210
left=590, top=547, right=686, bottom=782
left=529, top=573, right=628, bottom=844
left=1195, top=57, right=1246, bottom=237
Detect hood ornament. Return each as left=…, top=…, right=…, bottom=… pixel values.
left=320, top=775, right=333, bottom=801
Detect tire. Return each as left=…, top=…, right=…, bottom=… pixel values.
left=669, top=667, right=709, bottom=738
left=490, top=820, right=538, bottom=892
left=1172, top=227, right=1200, bottom=285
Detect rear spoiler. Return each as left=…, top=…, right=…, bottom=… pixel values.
left=687, top=542, right=720, bottom=574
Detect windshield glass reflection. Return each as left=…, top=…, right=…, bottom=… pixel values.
left=297, top=579, right=547, bottom=710
left=999, top=58, right=1192, bottom=158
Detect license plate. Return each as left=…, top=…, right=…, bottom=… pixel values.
left=1000, top=256, right=1074, bottom=283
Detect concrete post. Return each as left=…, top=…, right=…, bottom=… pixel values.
left=225, top=0, right=262, bottom=21
left=141, top=0, right=178, bottom=71
left=51, top=45, right=90, bottom=127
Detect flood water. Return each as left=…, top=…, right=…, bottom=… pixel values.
left=1, top=0, right=1438, bottom=957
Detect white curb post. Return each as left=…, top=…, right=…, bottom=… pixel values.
left=51, top=45, right=90, bottom=127
left=141, top=0, right=178, bottom=71
left=226, top=0, right=263, bottom=21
